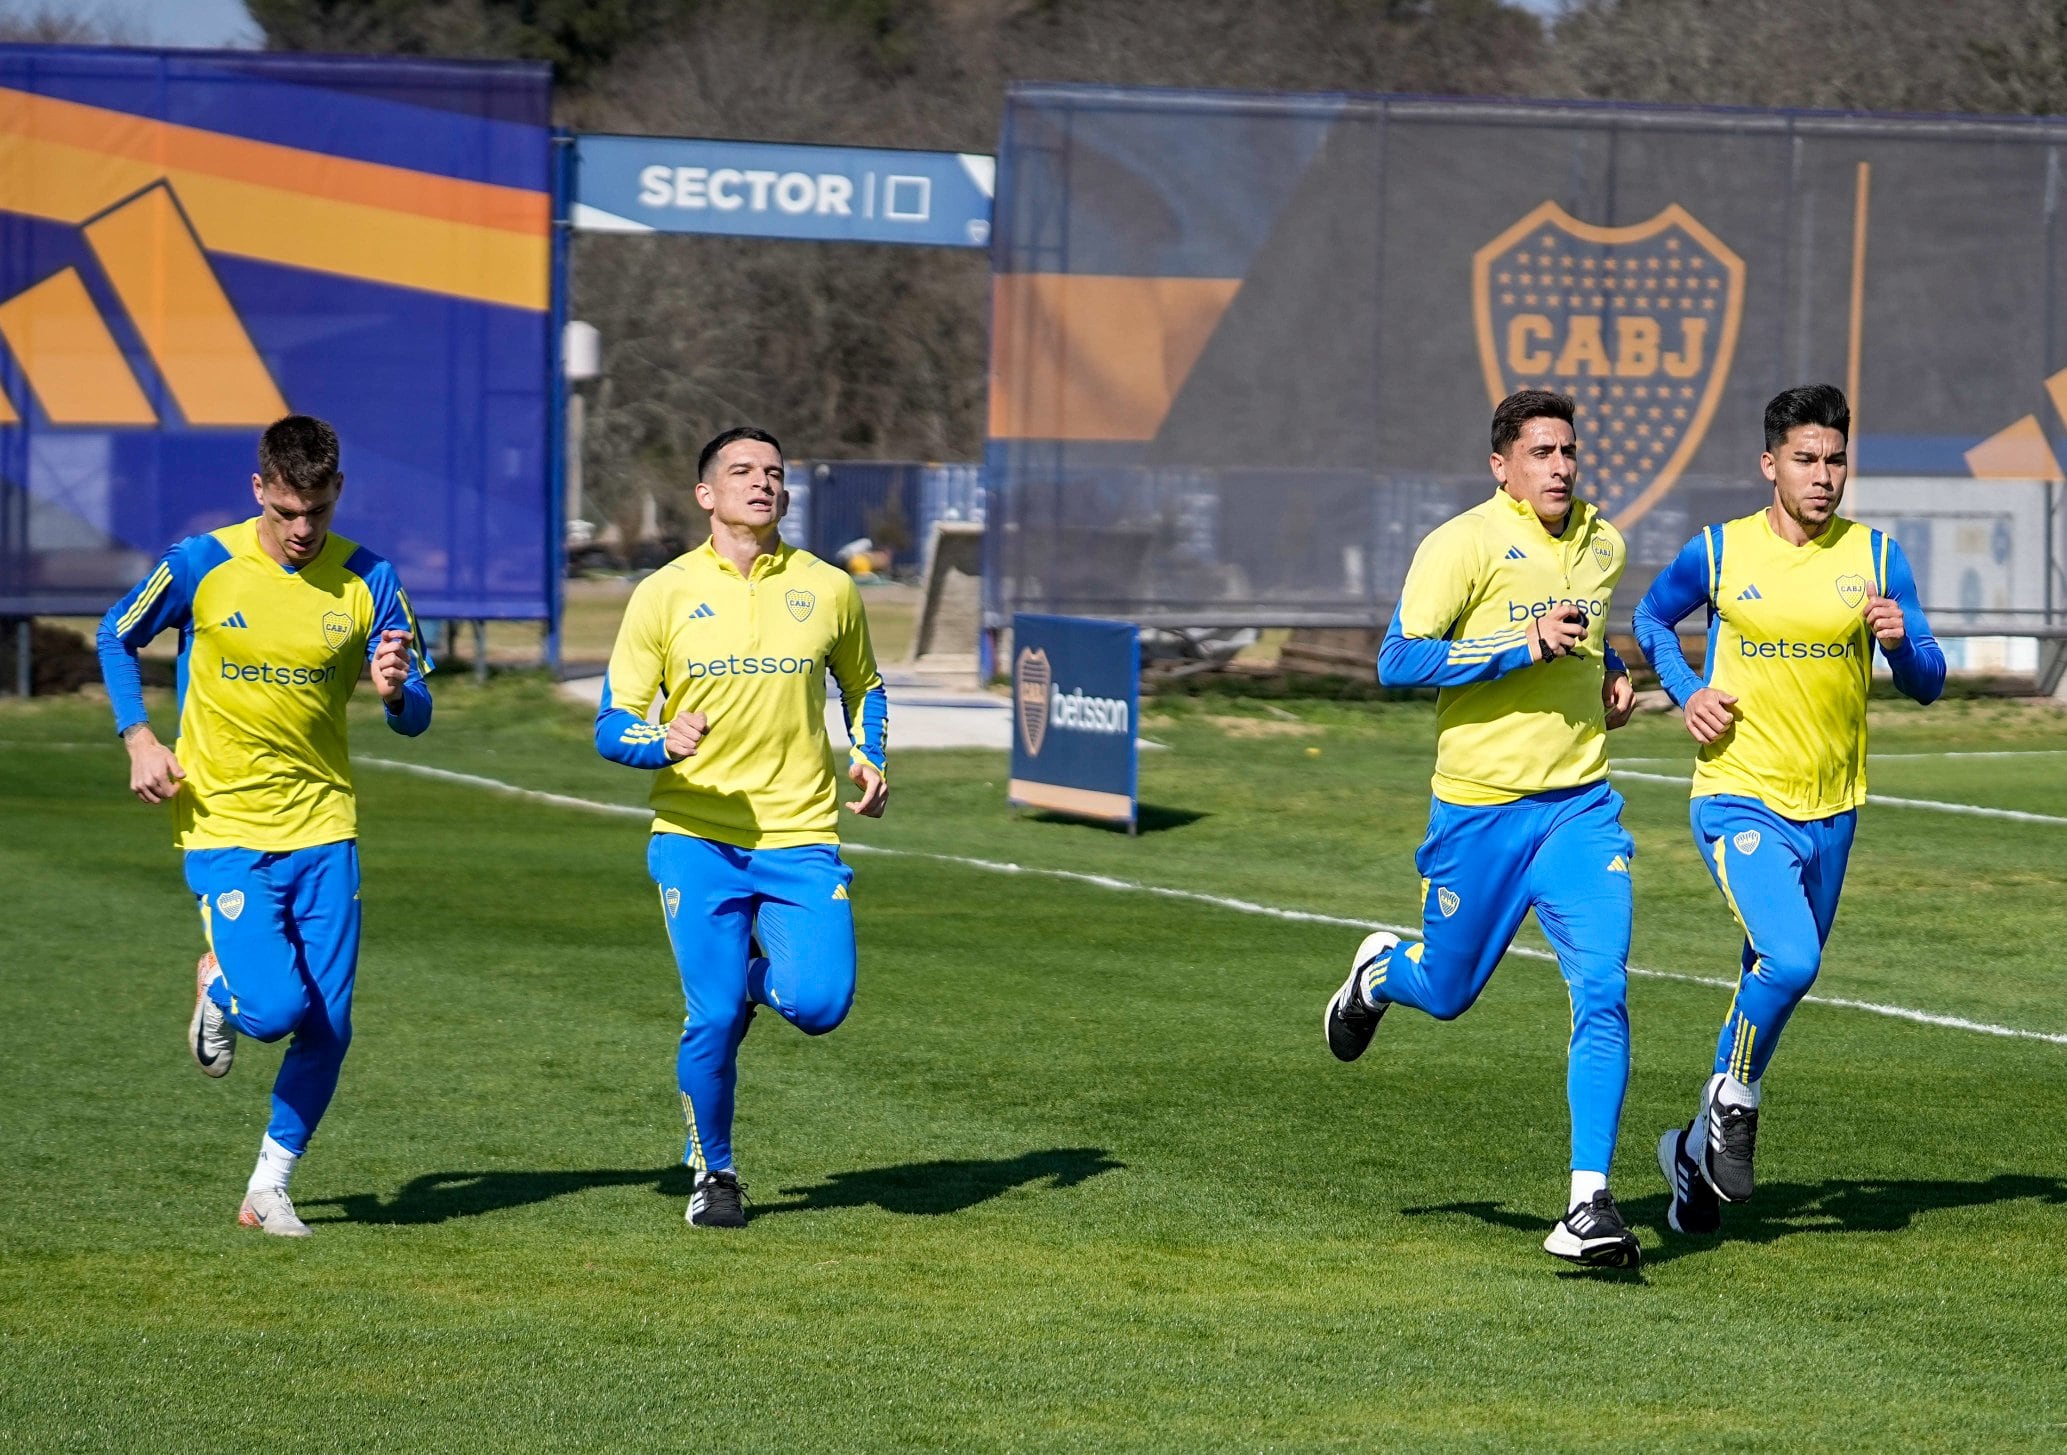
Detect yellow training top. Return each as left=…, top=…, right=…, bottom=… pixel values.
left=1380, top=488, right=1627, bottom=805
left=97, top=519, right=434, bottom=852
left=596, top=539, right=887, bottom=849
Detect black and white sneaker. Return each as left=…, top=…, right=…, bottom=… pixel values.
left=1697, top=1076, right=1760, bottom=1203
left=1657, top=1123, right=1722, bottom=1235
left=1324, top=931, right=1395, bottom=1063
left=1543, top=1190, right=1642, bottom=1268
left=687, top=1169, right=747, bottom=1228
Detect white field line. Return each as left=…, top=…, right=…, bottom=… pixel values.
left=1610, top=768, right=2067, bottom=825
left=362, top=756, right=2067, bottom=1049
left=1619, top=750, right=2067, bottom=767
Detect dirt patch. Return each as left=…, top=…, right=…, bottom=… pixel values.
left=1204, top=714, right=1323, bottom=739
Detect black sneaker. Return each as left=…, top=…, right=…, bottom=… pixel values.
left=1324, top=931, right=1395, bottom=1062
left=1700, top=1084, right=1760, bottom=1203
left=1544, top=1190, right=1642, bottom=1267
left=1657, top=1123, right=1722, bottom=1235
left=688, top=1169, right=747, bottom=1228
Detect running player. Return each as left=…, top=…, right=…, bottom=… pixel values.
left=1323, top=388, right=1642, bottom=1268
left=595, top=426, right=887, bottom=1229
left=97, top=415, right=432, bottom=1236
left=1633, top=384, right=1943, bottom=1235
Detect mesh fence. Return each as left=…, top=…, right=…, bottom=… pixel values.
left=987, top=85, right=2067, bottom=633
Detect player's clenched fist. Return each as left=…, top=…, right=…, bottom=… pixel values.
left=665, top=709, right=709, bottom=761
left=371, top=629, right=413, bottom=704
left=1862, top=591, right=1905, bottom=650
left=1528, top=601, right=1588, bottom=661
left=1683, top=685, right=1738, bottom=744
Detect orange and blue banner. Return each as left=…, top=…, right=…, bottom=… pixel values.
left=0, top=45, right=552, bottom=617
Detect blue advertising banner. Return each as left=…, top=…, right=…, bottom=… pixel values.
left=573, top=133, right=993, bottom=248
left=1009, top=613, right=1138, bottom=830
left=0, top=45, right=553, bottom=618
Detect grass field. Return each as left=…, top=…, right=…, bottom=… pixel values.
left=3, top=677, right=2065, bottom=1451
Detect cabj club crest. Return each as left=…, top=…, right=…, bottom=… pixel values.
left=785, top=588, right=815, bottom=622
left=321, top=610, right=352, bottom=651
left=1474, top=200, right=1746, bottom=528
left=1016, top=647, right=1052, bottom=757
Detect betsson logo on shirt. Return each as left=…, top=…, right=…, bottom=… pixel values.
left=1507, top=595, right=1610, bottom=623
left=682, top=654, right=826, bottom=680
left=1738, top=638, right=1859, bottom=660
left=219, top=659, right=337, bottom=686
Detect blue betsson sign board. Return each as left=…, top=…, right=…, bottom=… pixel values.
left=572, top=134, right=994, bottom=247
left=1009, top=614, right=1139, bottom=831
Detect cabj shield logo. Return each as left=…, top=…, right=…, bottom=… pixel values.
left=1016, top=647, right=1052, bottom=757
left=785, top=588, right=815, bottom=622
left=321, top=611, right=352, bottom=652
left=1592, top=536, right=1615, bottom=573
left=216, top=889, right=245, bottom=922
left=1474, top=201, right=1746, bottom=528
left=1835, top=573, right=1869, bottom=610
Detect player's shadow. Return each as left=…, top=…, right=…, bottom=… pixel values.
left=304, top=1147, right=1122, bottom=1226
left=306, top=1166, right=696, bottom=1226
left=1402, top=1173, right=2067, bottom=1270
left=1023, top=805, right=1205, bottom=834
left=751, top=1147, right=1124, bottom=1218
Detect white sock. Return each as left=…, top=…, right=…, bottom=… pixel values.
left=247, top=1135, right=298, bottom=1195
left=1569, top=1170, right=1608, bottom=1209
left=1718, top=1073, right=1761, bottom=1109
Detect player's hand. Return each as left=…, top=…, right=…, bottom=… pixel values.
left=124, top=726, right=185, bottom=804
left=665, top=710, right=709, bottom=760
left=1863, top=592, right=1905, bottom=650
left=1603, top=669, right=1635, bottom=730
left=845, top=759, right=888, bottom=817
left=371, top=629, right=412, bottom=705
left=1684, top=686, right=1738, bottom=744
left=1528, top=602, right=1588, bottom=661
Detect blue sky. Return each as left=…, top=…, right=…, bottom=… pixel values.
left=3, top=0, right=260, bottom=48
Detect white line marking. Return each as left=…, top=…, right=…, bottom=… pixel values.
left=1611, top=769, right=2067, bottom=824
left=1622, top=750, right=2067, bottom=766
left=362, top=756, right=2067, bottom=1049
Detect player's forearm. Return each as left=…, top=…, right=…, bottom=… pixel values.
left=1882, top=631, right=1947, bottom=705
left=1632, top=599, right=1704, bottom=706
left=594, top=706, right=675, bottom=769
left=95, top=614, right=151, bottom=736
left=843, top=683, right=888, bottom=770
left=1377, top=620, right=1533, bottom=687
left=382, top=678, right=433, bottom=735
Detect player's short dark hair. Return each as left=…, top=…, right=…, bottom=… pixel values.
left=257, top=415, right=340, bottom=493
left=697, top=426, right=783, bottom=480
left=1764, top=384, right=1849, bottom=452
left=1490, top=389, right=1576, bottom=455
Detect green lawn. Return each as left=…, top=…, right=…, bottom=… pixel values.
left=2, top=683, right=2064, bottom=1451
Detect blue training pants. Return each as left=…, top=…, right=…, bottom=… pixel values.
left=184, top=840, right=361, bottom=1157
left=1365, top=780, right=1635, bottom=1174
left=648, top=833, right=857, bottom=1173
left=1691, top=795, right=1857, bottom=1085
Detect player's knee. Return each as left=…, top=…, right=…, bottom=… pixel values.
left=231, top=983, right=309, bottom=1041
left=786, top=980, right=854, bottom=1036
left=1760, top=948, right=1821, bottom=999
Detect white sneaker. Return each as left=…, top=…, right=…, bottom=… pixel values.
left=190, top=952, right=235, bottom=1078
left=238, top=1188, right=312, bottom=1238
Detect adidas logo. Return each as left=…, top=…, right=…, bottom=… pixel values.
left=689, top=603, right=716, bottom=620
left=1737, top=584, right=1763, bottom=601
left=832, top=884, right=849, bottom=901
left=1607, top=855, right=1628, bottom=874
left=220, top=612, right=249, bottom=628
left=1504, top=546, right=1527, bottom=560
